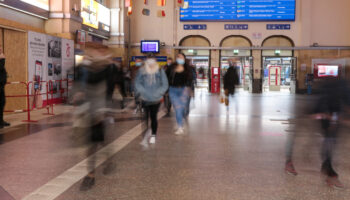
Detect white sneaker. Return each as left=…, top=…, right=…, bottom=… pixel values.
left=149, top=136, right=156, bottom=144
left=175, top=127, right=184, bottom=135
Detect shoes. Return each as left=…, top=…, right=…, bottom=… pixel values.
left=285, top=161, right=298, bottom=176
left=140, top=130, right=151, bottom=147
left=1, top=121, right=10, bottom=126
left=326, top=176, right=344, bottom=189
left=80, top=176, right=95, bottom=191
left=175, top=127, right=184, bottom=135
left=149, top=136, right=156, bottom=144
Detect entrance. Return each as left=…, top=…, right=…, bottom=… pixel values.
left=262, top=57, right=297, bottom=93
left=187, top=55, right=210, bottom=89
left=220, top=56, right=253, bottom=92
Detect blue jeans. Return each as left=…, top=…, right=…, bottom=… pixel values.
left=169, top=87, right=188, bottom=127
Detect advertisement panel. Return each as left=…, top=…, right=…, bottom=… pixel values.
left=20, top=0, right=49, bottom=10
left=81, top=0, right=111, bottom=36
left=47, top=36, right=62, bottom=101
left=61, top=39, right=75, bottom=97
left=81, top=0, right=99, bottom=29
left=28, top=31, right=48, bottom=109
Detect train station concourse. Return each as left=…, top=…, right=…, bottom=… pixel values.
left=1, top=0, right=350, bottom=199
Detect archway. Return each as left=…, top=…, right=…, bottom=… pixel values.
left=179, top=35, right=211, bottom=89
left=220, top=35, right=253, bottom=92
left=261, top=35, right=296, bottom=93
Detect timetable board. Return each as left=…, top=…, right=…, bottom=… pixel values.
left=180, top=0, right=296, bottom=21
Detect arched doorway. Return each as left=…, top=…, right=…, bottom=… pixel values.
left=261, top=36, right=296, bottom=93
left=220, top=35, right=253, bottom=92
left=179, top=35, right=211, bottom=89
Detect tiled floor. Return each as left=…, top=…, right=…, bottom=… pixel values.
left=1, top=90, right=350, bottom=200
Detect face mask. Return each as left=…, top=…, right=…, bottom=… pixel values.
left=135, top=62, right=142, bottom=67
left=176, top=59, right=185, bottom=65
left=167, top=62, right=172, bottom=66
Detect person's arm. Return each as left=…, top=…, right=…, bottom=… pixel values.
left=134, top=70, right=146, bottom=97
left=0, top=59, right=7, bottom=86
left=158, top=69, right=169, bottom=95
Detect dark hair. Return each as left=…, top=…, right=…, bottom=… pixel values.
left=177, top=52, right=187, bottom=60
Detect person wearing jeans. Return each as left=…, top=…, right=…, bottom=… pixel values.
left=166, top=53, right=193, bottom=135
left=135, top=58, right=168, bottom=145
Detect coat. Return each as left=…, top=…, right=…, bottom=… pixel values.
left=223, top=66, right=239, bottom=95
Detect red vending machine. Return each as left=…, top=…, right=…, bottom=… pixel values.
left=211, top=67, right=220, bottom=93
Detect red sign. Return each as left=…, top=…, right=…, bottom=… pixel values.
left=211, top=67, right=220, bottom=93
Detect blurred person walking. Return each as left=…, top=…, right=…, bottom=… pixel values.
left=135, top=58, right=168, bottom=145
left=132, top=58, right=144, bottom=114
left=166, top=53, right=193, bottom=135
left=0, top=46, right=10, bottom=129
left=163, top=57, right=174, bottom=116
left=312, top=78, right=349, bottom=189
left=184, top=60, right=197, bottom=117
left=223, top=59, right=240, bottom=113
left=72, top=47, right=115, bottom=191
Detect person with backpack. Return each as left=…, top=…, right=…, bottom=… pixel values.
left=135, top=58, right=169, bottom=145
left=223, top=59, right=240, bottom=111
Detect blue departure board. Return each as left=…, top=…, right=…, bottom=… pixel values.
left=180, top=0, right=296, bottom=21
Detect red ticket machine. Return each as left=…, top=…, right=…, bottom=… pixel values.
left=211, top=67, right=220, bottom=93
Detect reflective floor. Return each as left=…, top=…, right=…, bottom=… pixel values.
left=1, top=89, right=350, bottom=200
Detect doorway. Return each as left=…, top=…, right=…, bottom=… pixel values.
left=262, top=57, right=297, bottom=93
left=220, top=56, right=253, bottom=92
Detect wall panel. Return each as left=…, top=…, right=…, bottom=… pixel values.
left=4, top=29, right=27, bottom=112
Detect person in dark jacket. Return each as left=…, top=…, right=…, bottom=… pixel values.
left=72, top=47, right=115, bottom=191
left=166, top=53, right=193, bottom=134
left=223, top=59, right=240, bottom=108
left=0, top=46, right=10, bottom=128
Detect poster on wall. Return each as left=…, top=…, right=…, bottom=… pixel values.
left=28, top=31, right=48, bottom=109
left=62, top=39, right=75, bottom=96
left=47, top=36, right=62, bottom=101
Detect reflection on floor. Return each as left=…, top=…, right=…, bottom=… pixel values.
left=1, top=89, right=350, bottom=200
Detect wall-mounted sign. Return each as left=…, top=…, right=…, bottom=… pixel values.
left=267, top=24, right=291, bottom=30
left=225, top=24, right=248, bottom=30
left=183, top=24, right=207, bottom=30
left=252, top=32, right=262, bottom=39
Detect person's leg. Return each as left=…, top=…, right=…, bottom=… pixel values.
left=0, top=88, right=4, bottom=124
left=169, top=87, right=184, bottom=128
left=80, top=142, right=97, bottom=191
left=149, top=103, right=160, bottom=135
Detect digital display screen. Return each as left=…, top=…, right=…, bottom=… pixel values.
left=180, top=0, right=296, bottom=21
left=317, top=65, right=339, bottom=77
left=141, top=41, right=160, bottom=54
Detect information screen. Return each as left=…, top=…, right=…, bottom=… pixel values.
left=316, top=65, right=339, bottom=78
left=180, top=0, right=296, bottom=21
left=141, top=41, right=160, bottom=54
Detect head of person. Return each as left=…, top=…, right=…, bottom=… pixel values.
left=135, top=58, right=143, bottom=67
left=176, top=53, right=186, bottom=66
left=167, top=57, right=173, bottom=66
left=228, top=58, right=239, bottom=67
left=144, top=58, right=159, bottom=75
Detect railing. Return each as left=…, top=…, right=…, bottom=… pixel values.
left=4, top=79, right=72, bottom=122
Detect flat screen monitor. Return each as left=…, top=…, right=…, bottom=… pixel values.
left=314, top=64, right=340, bottom=78
left=141, top=40, right=160, bottom=54
left=180, top=0, right=296, bottom=21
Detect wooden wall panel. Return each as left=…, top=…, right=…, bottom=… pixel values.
left=4, top=29, right=27, bottom=112
left=0, top=28, right=3, bottom=48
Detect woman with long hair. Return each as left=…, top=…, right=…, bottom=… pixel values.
left=166, top=53, right=193, bottom=135
left=135, top=58, right=169, bottom=144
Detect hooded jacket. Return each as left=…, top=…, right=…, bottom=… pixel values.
left=0, top=58, right=7, bottom=87
left=135, top=59, right=169, bottom=103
